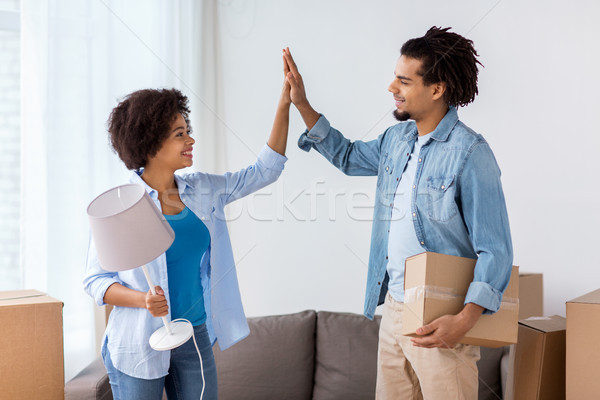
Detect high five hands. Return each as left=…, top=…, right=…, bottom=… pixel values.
left=282, top=47, right=308, bottom=108
left=280, top=48, right=292, bottom=106
left=282, top=47, right=321, bottom=130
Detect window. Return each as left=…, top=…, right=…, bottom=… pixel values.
left=0, top=0, right=20, bottom=290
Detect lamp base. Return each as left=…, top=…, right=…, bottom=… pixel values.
left=149, top=320, right=194, bottom=351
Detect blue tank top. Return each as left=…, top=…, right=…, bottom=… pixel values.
left=164, top=207, right=210, bottom=326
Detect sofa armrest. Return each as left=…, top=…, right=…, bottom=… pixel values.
left=65, top=357, right=168, bottom=400
left=64, top=357, right=112, bottom=400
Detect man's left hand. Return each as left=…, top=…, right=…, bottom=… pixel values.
left=411, top=303, right=485, bottom=349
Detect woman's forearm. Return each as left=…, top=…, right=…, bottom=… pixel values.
left=103, top=282, right=146, bottom=308
left=103, top=282, right=169, bottom=317
left=267, top=98, right=291, bottom=156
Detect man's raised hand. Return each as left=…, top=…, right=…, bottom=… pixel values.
left=283, top=47, right=320, bottom=130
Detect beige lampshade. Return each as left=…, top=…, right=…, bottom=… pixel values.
left=87, top=184, right=175, bottom=271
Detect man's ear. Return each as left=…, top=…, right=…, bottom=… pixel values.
left=432, top=82, right=446, bottom=101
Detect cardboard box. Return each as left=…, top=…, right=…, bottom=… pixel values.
left=566, top=289, right=600, bottom=399
left=402, top=252, right=519, bottom=348
left=519, top=273, right=543, bottom=319
left=512, top=315, right=565, bottom=400
left=0, top=290, right=64, bottom=400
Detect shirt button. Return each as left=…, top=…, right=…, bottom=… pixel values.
left=396, top=178, right=399, bottom=182
left=418, top=158, right=422, bottom=162
left=378, top=282, right=381, bottom=285
left=406, top=153, right=409, bottom=156
left=385, top=166, right=389, bottom=172
left=441, top=185, right=445, bottom=189
left=385, top=256, right=388, bottom=260
left=420, top=241, right=425, bottom=245
left=412, top=185, right=416, bottom=189
left=412, top=212, right=416, bottom=217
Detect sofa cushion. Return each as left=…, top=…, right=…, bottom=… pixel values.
left=312, top=311, right=381, bottom=400
left=64, top=357, right=112, bottom=400
left=213, top=310, right=316, bottom=400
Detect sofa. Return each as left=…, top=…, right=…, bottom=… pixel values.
left=65, top=310, right=510, bottom=399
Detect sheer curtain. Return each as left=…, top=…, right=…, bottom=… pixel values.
left=20, top=0, right=223, bottom=380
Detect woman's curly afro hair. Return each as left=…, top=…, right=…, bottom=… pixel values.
left=401, top=26, right=483, bottom=108
left=107, top=88, right=191, bottom=170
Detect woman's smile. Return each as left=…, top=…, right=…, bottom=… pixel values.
left=182, top=147, right=193, bottom=159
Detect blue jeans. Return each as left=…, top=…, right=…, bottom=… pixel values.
left=103, top=324, right=218, bottom=400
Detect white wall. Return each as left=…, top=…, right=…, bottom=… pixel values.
left=213, top=0, right=600, bottom=319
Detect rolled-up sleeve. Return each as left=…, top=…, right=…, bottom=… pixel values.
left=298, top=114, right=331, bottom=151
left=460, top=142, right=513, bottom=314
left=83, top=235, right=123, bottom=306
left=256, top=143, right=288, bottom=171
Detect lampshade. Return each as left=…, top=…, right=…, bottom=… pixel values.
left=87, top=184, right=174, bottom=271
left=87, top=183, right=193, bottom=352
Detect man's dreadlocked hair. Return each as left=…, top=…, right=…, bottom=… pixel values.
left=401, top=26, right=482, bottom=107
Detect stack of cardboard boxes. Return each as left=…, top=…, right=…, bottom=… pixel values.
left=401, top=252, right=575, bottom=400
left=510, top=288, right=600, bottom=400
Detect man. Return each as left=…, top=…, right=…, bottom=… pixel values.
left=283, top=26, right=513, bottom=400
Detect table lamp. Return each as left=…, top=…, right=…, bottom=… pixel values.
left=87, top=183, right=193, bottom=351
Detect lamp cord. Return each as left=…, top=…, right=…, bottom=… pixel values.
left=171, top=318, right=205, bottom=400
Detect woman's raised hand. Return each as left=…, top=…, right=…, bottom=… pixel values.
left=282, top=47, right=320, bottom=130
left=283, top=47, right=309, bottom=108
left=280, top=48, right=292, bottom=105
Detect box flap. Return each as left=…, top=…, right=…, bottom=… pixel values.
left=519, top=315, right=566, bottom=333
left=567, top=288, right=600, bottom=305
left=519, top=272, right=542, bottom=277
left=0, top=290, right=62, bottom=307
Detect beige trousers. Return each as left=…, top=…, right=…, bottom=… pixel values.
left=376, top=293, right=481, bottom=400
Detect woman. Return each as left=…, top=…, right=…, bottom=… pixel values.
left=84, top=51, right=293, bottom=399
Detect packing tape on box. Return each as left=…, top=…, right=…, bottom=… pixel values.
left=404, top=285, right=459, bottom=303
left=0, top=293, right=48, bottom=301
left=404, top=285, right=519, bottom=310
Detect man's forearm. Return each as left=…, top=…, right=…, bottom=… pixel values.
left=458, top=302, right=485, bottom=329
left=296, top=102, right=320, bottom=131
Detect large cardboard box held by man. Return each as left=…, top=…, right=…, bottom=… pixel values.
left=402, top=252, right=519, bottom=348
left=566, top=289, right=600, bottom=399
left=0, top=289, right=64, bottom=400
left=512, top=315, right=566, bottom=400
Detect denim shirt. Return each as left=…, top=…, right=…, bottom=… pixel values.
left=298, top=107, right=513, bottom=319
left=84, top=144, right=287, bottom=379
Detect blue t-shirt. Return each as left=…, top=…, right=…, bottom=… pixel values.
left=164, top=207, right=210, bottom=326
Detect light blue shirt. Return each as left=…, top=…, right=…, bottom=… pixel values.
left=298, top=107, right=513, bottom=319
left=84, top=144, right=287, bottom=379
left=386, top=132, right=432, bottom=301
